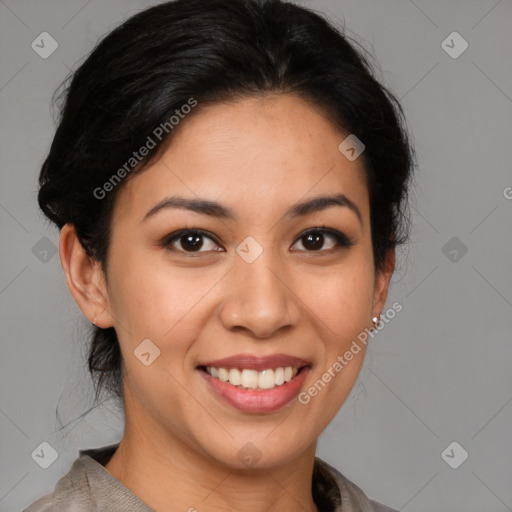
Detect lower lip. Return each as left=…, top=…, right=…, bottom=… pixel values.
left=198, top=367, right=311, bottom=413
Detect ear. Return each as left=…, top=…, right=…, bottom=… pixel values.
left=372, top=246, right=395, bottom=319
left=59, top=223, right=113, bottom=328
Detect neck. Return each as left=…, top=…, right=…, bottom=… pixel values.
left=104, top=420, right=319, bottom=512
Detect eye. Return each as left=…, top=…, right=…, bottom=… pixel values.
left=160, top=226, right=354, bottom=255
left=291, top=227, right=354, bottom=252
left=161, top=229, right=224, bottom=253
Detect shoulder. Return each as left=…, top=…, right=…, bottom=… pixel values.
left=23, top=443, right=153, bottom=512
left=314, top=456, right=398, bottom=512
left=23, top=460, right=95, bottom=512
left=23, top=447, right=113, bottom=512
left=23, top=489, right=93, bottom=512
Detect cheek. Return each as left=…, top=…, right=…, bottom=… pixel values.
left=107, top=250, right=223, bottom=360
left=106, top=247, right=186, bottom=330
left=303, top=257, right=375, bottom=336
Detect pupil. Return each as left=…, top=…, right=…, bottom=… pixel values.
left=182, top=233, right=203, bottom=251
left=305, top=233, right=323, bottom=250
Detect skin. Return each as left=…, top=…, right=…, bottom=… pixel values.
left=60, top=93, right=394, bottom=512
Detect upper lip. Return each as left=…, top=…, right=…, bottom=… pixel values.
left=197, top=353, right=311, bottom=371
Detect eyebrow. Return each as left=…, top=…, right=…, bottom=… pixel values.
left=142, top=193, right=363, bottom=226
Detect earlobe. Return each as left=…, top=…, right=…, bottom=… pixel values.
left=59, top=223, right=112, bottom=328
left=372, top=247, right=395, bottom=319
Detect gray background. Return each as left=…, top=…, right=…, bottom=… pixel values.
left=1, top=0, right=511, bottom=511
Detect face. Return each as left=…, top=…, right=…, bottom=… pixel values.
left=74, top=94, right=392, bottom=469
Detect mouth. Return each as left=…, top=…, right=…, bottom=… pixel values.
left=197, top=364, right=309, bottom=391
left=197, top=364, right=311, bottom=413
left=195, top=353, right=312, bottom=413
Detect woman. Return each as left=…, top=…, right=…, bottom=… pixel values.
left=26, top=0, right=414, bottom=510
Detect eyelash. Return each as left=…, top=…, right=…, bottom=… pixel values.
left=160, top=226, right=354, bottom=255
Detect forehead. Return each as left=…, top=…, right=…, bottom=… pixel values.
left=113, top=94, right=369, bottom=226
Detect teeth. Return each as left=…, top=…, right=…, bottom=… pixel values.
left=229, top=368, right=241, bottom=386
left=218, top=368, right=229, bottom=382
left=205, top=366, right=301, bottom=390
left=241, top=369, right=258, bottom=389
left=258, top=369, right=275, bottom=389
left=275, top=367, right=285, bottom=386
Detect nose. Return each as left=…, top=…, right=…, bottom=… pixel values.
left=218, top=247, right=301, bottom=339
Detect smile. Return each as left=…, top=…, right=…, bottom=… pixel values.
left=201, top=366, right=304, bottom=391
left=197, top=365, right=311, bottom=414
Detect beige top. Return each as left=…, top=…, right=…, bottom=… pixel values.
left=24, top=443, right=397, bottom=512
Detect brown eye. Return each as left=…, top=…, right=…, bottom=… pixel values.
left=162, top=229, right=223, bottom=253
left=291, top=228, right=354, bottom=252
